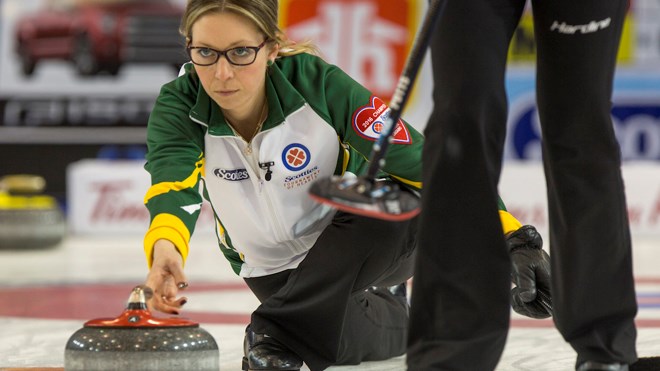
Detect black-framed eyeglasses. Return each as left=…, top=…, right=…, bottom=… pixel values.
left=187, top=39, right=269, bottom=66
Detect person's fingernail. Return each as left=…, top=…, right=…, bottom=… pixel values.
left=180, top=299, right=187, bottom=306
left=141, top=286, right=154, bottom=299
left=177, top=282, right=189, bottom=289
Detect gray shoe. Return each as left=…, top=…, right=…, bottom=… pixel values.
left=577, top=361, right=629, bottom=371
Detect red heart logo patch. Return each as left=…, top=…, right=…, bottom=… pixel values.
left=351, top=96, right=412, bottom=144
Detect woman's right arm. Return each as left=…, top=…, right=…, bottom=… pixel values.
left=142, top=70, right=206, bottom=313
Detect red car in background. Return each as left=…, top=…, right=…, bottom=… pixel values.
left=14, top=0, right=187, bottom=77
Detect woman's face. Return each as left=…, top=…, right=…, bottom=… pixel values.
left=190, top=11, right=276, bottom=116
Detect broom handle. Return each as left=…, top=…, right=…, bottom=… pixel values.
left=364, top=0, right=444, bottom=181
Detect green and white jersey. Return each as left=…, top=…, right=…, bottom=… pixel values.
left=143, top=53, right=424, bottom=277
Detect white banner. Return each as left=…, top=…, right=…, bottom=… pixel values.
left=67, top=159, right=660, bottom=237
left=66, top=159, right=216, bottom=235
left=499, top=162, right=660, bottom=237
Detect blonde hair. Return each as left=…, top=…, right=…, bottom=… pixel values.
left=180, top=0, right=319, bottom=57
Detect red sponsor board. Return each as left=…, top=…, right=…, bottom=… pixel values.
left=279, top=0, right=417, bottom=101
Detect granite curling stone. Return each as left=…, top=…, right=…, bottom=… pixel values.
left=64, top=285, right=220, bottom=371
left=0, top=174, right=65, bottom=249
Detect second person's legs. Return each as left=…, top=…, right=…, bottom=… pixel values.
left=532, top=0, right=638, bottom=366
left=408, top=0, right=527, bottom=369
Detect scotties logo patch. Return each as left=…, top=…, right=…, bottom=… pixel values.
left=213, top=168, right=249, bottom=181
left=351, top=96, right=412, bottom=144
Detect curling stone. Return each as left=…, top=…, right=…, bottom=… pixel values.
left=64, top=285, right=220, bottom=371
left=0, top=174, right=66, bottom=249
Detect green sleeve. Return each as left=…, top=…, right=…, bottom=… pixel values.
left=144, top=71, right=207, bottom=237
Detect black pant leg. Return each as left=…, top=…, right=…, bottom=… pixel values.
left=250, top=212, right=417, bottom=371
left=407, top=0, right=526, bottom=370
left=531, top=0, right=638, bottom=365
left=334, top=251, right=415, bottom=365
left=245, top=269, right=292, bottom=303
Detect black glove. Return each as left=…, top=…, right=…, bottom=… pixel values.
left=506, top=225, right=552, bottom=319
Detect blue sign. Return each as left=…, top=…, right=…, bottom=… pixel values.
left=506, top=95, right=660, bottom=161
left=505, top=70, right=660, bottom=161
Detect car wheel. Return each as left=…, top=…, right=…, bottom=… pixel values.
left=105, top=63, right=120, bottom=76
left=73, top=34, right=100, bottom=76
left=18, top=44, right=36, bottom=76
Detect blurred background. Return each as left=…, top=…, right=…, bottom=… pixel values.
left=0, top=0, right=659, bottom=242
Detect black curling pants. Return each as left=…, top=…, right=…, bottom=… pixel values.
left=247, top=211, right=418, bottom=371
left=408, top=0, right=638, bottom=369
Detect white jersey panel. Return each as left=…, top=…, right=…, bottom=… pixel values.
left=203, top=104, right=339, bottom=277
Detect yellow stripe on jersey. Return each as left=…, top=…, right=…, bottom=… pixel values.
left=143, top=157, right=205, bottom=204
left=143, top=213, right=191, bottom=268
left=338, top=139, right=421, bottom=189
left=390, top=174, right=422, bottom=190
left=339, top=138, right=350, bottom=175
left=500, top=210, right=523, bottom=235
